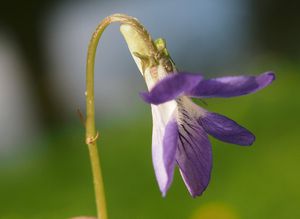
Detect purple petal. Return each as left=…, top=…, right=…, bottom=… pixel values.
left=176, top=99, right=212, bottom=197
left=187, top=72, right=275, bottom=98
left=199, top=112, right=255, bottom=146
left=151, top=106, right=178, bottom=196
left=140, top=73, right=203, bottom=105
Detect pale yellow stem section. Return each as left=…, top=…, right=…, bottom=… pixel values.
left=85, top=14, right=156, bottom=219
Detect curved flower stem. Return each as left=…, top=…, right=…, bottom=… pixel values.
left=85, top=14, right=156, bottom=219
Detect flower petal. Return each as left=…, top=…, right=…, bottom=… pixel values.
left=140, top=73, right=203, bottom=105
left=176, top=98, right=212, bottom=197
left=187, top=72, right=275, bottom=98
left=151, top=103, right=178, bottom=196
left=200, top=112, right=255, bottom=146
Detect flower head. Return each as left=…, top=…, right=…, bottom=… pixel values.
left=120, top=24, right=275, bottom=197
left=140, top=71, right=274, bottom=197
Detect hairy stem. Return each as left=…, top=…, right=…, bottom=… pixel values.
left=85, top=14, right=155, bottom=219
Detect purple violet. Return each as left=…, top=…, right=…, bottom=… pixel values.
left=140, top=72, right=275, bottom=197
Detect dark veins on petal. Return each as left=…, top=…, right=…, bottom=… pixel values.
left=175, top=101, right=212, bottom=197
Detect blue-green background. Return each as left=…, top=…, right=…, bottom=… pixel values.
left=0, top=1, right=299, bottom=218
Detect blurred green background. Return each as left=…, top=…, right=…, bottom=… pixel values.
left=0, top=0, right=299, bottom=219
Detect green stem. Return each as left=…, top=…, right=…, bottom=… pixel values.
left=85, top=14, right=156, bottom=219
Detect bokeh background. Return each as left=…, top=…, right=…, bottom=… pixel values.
left=0, top=0, right=299, bottom=218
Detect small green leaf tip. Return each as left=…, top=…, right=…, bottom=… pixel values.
left=155, top=38, right=170, bottom=57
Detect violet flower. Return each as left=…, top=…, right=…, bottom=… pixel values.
left=120, top=24, right=275, bottom=197
left=140, top=71, right=275, bottom=197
